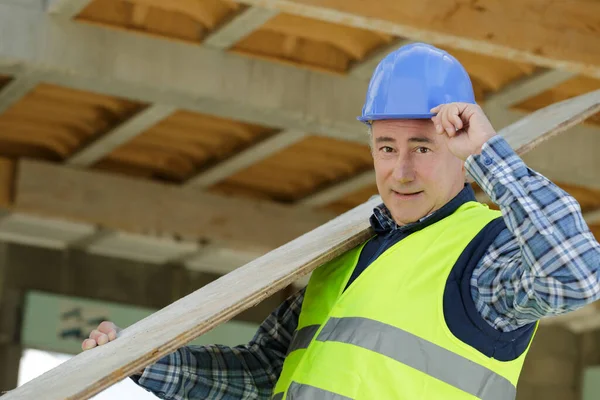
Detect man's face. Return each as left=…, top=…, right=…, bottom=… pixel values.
left=371, top=119, right=466, bottom=226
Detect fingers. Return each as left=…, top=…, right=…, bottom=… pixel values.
left=90, top=329, right=110, bottom=345
left=97, top=321, right=120, bottom=341
left=82, top=338, right=97, bottom=351
left=81, top=321, right=121, bottom=351
left=431, top=103, right=465, bottom=137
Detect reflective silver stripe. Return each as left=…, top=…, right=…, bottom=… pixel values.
left=272, top=392, right=284, bottom=400
left=288, top=381, right=354, bottom=400
left=317, top=317, right=516, bottom=400
left=288, top=324, right=320, bottom=354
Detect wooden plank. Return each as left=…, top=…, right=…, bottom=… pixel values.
left=237, top=0, right=600, bottom=79
left=496, top=89, right=600, bottom=156
left=185, top=130, right=306, bottom=188
left=12, top=160, right=335, bottom=253
left=4, top=91, right=600, bottom=400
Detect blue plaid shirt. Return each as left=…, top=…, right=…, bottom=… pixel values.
left=133, top=135, right=600, bottom=399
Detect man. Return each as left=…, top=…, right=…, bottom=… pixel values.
left=82, top=43, right=600, bottom=399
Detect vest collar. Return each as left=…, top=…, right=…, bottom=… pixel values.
left=370, top=184, right=476, bottom=234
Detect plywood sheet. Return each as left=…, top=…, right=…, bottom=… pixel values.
left=211, top=135, right=372, bottom=202
left=95, top=110, right=275, bottom=182
left=0, top=83, right=143, bottom=161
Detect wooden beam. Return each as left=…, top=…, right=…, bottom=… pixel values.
left=203, top=7, right=279, bottom=49
left=298, top=170, right=375, bottom=207
left=237, top=0, right=600, bottom=79
left=185, top=130, right=306, bottom=188
left=66, top=104, right=175, bottom=167
left=45, top=0, right=92, bottom=19
left=11, top=159, right=336, bottom=253
left=484, top=69, right=576, bottom=109
left=0, top=73, right=39, bottom=115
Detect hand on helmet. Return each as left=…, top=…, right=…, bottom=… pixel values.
left=430, top=103, right=497, bottom=161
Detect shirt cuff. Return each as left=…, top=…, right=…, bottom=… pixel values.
left=465, top=135, right=529, bottom=205
left=465, top=134, right=554, bottom=235
left=133, top=351, right=182, bottom=399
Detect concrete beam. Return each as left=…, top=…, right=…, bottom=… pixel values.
left=45, top=0, right=92, bottom=19
left=0, top=3, right=368, bottom=142
left=238, top=0, right=600, bottom=80
left=2, top=242, right=284, bottom=325
left=12, top=157, right=336, bottom=253
left=203, top=7, right=279, bottom=50
left=66, top=104, right=175, bottom=167
left=185, top=130, right=306, bottom=188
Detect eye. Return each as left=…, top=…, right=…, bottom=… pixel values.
left=380, top=146, right=395, bottom=153
left=415, top=147, right=431, bottom=154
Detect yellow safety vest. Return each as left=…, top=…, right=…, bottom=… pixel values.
left=272, top=201, right=537, bottom=399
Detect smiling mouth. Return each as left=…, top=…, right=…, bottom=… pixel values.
left=392, top=190, right=423, bottom=198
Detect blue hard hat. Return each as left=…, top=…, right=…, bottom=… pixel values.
left=358, top=42, right=475, bottom=124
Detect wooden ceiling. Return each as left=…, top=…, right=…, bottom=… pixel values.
left=0, top=0, right=599, bottom=234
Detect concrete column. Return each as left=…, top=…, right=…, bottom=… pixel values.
left=0, top=243, right=22, bottom=393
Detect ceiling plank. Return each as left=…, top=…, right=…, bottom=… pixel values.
left=46, top=0, right=93, bottom=19
left=65, top=104, right=175, bottom=167
left=237, top=0, right=600, bottom=79
left=203, top=7, right=279, bottom=49
left=11, top=158, right=336, bottom=253
left=0, top=73, right=40, bottom=115
left=185, top=130, right=306, bottom=188
left=484, top=69, right=576, bottom=109
left=0, top=3, right=368, bottom=141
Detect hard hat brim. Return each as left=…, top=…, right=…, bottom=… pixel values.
left=357, top=112, right=435, bottom=125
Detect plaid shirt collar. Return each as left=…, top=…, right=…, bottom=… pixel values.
left=370, top=184, right=477, bottom=234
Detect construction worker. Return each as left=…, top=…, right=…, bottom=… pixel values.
left=82, top=43, right=600, bottom=399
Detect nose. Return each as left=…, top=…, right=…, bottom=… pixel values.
left=391, top=155, right=415, bottom=183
